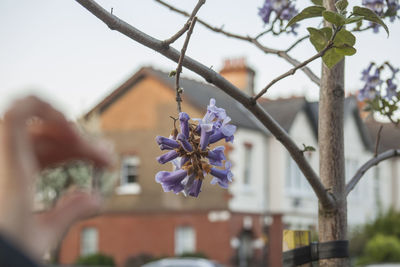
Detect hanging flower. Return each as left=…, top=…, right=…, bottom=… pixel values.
left=155, top=98, right=236, bottom=197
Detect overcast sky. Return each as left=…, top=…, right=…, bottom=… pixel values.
left=1, top=0, right=399, bottom=119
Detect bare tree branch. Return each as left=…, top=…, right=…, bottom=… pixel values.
left=74, top=0, right=335, bottom=209
left=253, top=43, right=332, bottom=101
left=162, top=0, right=204, bottom=46
left=251, top=39, right=321, bottom=86
left=154, top=0, right=321, bottom=87
left=346, top=149, right=400, bottom=196
left=285, top=35, right=309, bottom=53
left=374, top=125, right=384, bottom=157
left=175, top=17, right=197, bottom=113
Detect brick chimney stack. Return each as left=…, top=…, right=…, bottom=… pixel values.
left=219, top=58, right=255, bottom=96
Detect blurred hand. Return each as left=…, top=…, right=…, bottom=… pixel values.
left=0, top=96, right=112, bottom=260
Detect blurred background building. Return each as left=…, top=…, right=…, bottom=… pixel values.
left=56, top=59, right=400, bottom=267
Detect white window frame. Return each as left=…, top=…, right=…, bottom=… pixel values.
left=175, top=226, right=196, bottom=255
left=116, top=155, right=141, bottom=195
left=80, top=227, right=98, bottom=256
left=242, top=142, right=253, bottom=190
left=286, top=153, right=312, bottom=197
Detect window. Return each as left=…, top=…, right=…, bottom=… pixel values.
left=346, top=158, right=360, bottom=199
left=80, top=227, right=98, bottom=256
left=286, top=155, right=312, bottom=196
left=175, top=226, right=196, bottom=255
left=116, top=155, right=141, bottom=195
left=243, top=143, right=253, bottom=186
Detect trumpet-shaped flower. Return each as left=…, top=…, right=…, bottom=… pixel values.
left=155, top=98, right=235, bottom=197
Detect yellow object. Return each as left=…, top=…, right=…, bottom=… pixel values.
left=282, top=230, right=311, bottom=252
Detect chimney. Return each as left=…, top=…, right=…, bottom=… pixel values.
left=219, top=58, right=255, bottom=96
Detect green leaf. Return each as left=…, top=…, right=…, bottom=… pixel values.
left=311, top=0, right=323, bottom=6
left=307, top=27, right=328, bottom=52
left=334, top=45, right=357, bottom=56
left=322, top=10, right=346, bottom=26
left=302, top=144, right=316, bottom=152
left=336, top=0, right=348, bottom=11
left=345, top=16, right=364, bottom=24
left=169, top=70, right=177, bottom=77
left=320, top=27, right=333, bottom=40
left=286, top=6, right=326, bottom=28
left=334, top=28, right=356, bottom=46
left=353, top=6, right=389, bottom=36
left=322, top=49, right=344, bottom=68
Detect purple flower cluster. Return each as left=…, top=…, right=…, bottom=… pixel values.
left=358, top=63, right=399, bottom=101
left=155, top=99, right=236, bottom=197
left=362, top=0, right=400, bottom=32
left=258, top=0, right=298, bottom=34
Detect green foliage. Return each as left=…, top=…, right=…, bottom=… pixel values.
left=307, top=27, right=328, bottom=52
left=286, top=6, right=326, bottom=28
left=36, top=161, right=117, bottom=207
left=310, top=0, right=322, bottom=6
left=345, top=16, right=364, bottom=25
left=178, top=252, right=208, bottom=259
left=320, top=28, right=356, bottom=68
left=353, top=6, right=389, bottom=36
left=350, top=210, right=400, bottom=265
left=357, top=234, right=400, bottom=265
left=302, top=144, right=316, bottom=152
left=169, top=70, right=176, bottom=77
left=334, top=45, right=356, bottom=56
left=322, top=11, right=346, bottom=26
left=335, top=0, right=348, bottom=12
left=76, top=253, right=115, bottom=266
left=124, top=253, right=156, bottom=267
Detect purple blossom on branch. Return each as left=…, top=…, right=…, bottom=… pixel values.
left=362, top=0, right=400, bottom=33
left=358, top=62, right=399, bottom=101
left=155, top=99, right=236, bottom=197
left=258, top=0, right=298, bottom=35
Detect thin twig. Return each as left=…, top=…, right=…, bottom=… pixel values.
left=285, top=35, right=309, bottom=53
left=155, top=0, right=321, bottom=87
left=346, top=149, right=400, bottom=196
left=374, top=125, right=384, bottom=157
left=162, top=0, right=205, bottom=46
left=253, top=44, right=332, bottom=101
left=175, top=17, right=197, bottom=113
left=74, top=0, right=335, bottom=210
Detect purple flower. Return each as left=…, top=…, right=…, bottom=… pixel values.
left=206, top=146, right=226, bottom=166
left=155, top=99, right=235, bottom=197
left=179, top=112, right=190, bottom=139
left=358, top=65, right=383, bottom=101
left=177, top=133, right=193, bottom=152
left=362, top=0, right=400, bottom=33
left=156, top=169, right=187, bottom=194
left=209, top=117, right=237, bottom=144
left=385, top=79, right=398, bottom=100
left=156, top=136, right=180, bottom=150
left=210, top=162, right=233, bottom=189
left=157, top=150, right=179, bottom=164
left=187, top=179, right=203, bottom=197
left=199, top=123, right=213, bottom=150
left=258, top=0, right=298, bottom=35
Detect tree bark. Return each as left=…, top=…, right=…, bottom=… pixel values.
left=318, top=1, right=348, bottom=266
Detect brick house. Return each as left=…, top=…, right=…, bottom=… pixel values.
left=59, top=61, right=269, bottom=267
left=58, top=59, right=400, bottom=267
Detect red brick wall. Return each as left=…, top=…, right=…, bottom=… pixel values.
left=59, top=212, right=265, bottom=267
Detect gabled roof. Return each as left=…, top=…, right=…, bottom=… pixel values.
left=365, top=116, right=400, bottom=153
left=84, top=67, right=377, bottom=151
left=85, top=67, right=268, bottom=133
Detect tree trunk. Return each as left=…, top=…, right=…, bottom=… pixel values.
left=318, top=1, right=348, bottom=266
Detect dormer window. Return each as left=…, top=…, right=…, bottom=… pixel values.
left=116, top=155, right=141, bottom=195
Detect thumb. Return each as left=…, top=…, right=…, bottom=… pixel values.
left=32, top=191, right=101, bottom=256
